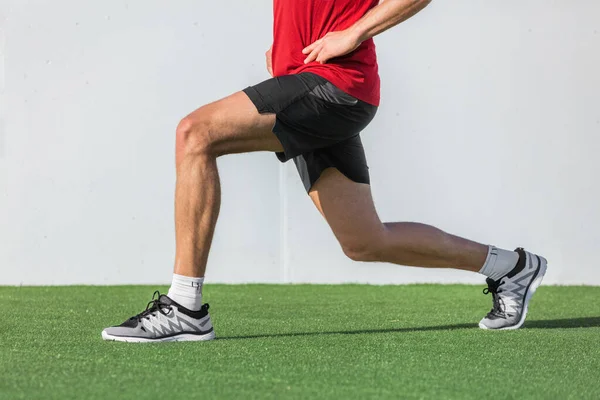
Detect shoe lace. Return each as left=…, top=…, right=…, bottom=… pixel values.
left=133, top=290, right=173, bottom=322
left=482, top=279, right=507, bottom=318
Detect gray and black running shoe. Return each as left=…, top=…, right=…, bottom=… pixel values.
left=102, top=291, right=215, bottom=342
left=479, top=248, right=547, bottom=330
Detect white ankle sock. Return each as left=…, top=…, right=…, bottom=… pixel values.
left=167, top=274, right=204, bottom=311
left=479, top=245, right=519, bottom=281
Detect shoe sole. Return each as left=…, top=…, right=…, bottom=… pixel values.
left=479, top=254, right=547, bottom=331
left=101, top=330, right=216, bottom=343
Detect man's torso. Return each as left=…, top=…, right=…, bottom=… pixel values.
left=272, top=0, right=381, bottom=106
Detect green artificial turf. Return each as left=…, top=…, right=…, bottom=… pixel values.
left=1, top=285, right=599, bottom=400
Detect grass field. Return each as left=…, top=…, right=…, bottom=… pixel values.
left=1, top=285, right=599, bottom=399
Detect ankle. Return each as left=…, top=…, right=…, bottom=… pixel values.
left=167, top=274, right=204, bottom=311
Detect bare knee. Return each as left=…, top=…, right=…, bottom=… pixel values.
left=175, top=108, right=215, bottom=161
left=340, top=238, right=384, bottom=263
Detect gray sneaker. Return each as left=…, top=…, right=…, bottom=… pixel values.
left=102, top=291, right=215, bottom=342
left=479, top=248, right=547, bottom=330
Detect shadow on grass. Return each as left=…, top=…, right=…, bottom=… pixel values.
left=217, top=317, right=600, bottom=340
left=526, top=316, right=600, bottom=329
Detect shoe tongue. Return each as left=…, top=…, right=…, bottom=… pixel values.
left=158, top=294, right=175, bottom=306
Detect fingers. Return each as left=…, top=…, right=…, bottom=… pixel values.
left=302, top=39, right=322, bottom=55
left=316, top=53, right=329, bottom=64
left=303, top=37, right=335, bottom=64
left=266, top=46, right=273, bottom=75
left=305, top=47, right=331, bottom=64
left=304, top=46, right=321, bottom=64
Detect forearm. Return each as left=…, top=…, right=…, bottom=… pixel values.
left=351, top=0, right=432, bottom=42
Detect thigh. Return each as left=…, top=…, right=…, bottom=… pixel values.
left=309, top=168, right=385, bottom=245
left=181, top=91, right=283, bottom=156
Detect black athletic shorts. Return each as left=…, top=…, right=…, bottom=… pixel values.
left=243, top=73, right=378, bottom=192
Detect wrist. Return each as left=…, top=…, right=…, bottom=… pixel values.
left=348, top=24, right=370, bottom=44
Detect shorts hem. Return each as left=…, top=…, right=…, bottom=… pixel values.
left=272, top=121, right=297, bottom=162
left=243, top=86, right=271, bottom=114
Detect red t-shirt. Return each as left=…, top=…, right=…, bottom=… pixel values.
left=272, top=0, right=381, bottom=106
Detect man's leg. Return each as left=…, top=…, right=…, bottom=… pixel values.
left=168, top=91, right=282, bottom=310
left=174, top=92, right=281, bottom=277
left=309, top=168, right=547, bottom=330
left=102, top=91, right=283, bottom=342
left=309, top=168, right=488, bottom=270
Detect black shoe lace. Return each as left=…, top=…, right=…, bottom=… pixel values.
left=482, top=279, right=507, bottom=318
left=133, top=290, right=173, bottom=322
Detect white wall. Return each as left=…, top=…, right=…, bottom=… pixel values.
left=1, top=1, right=599, bottom=285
